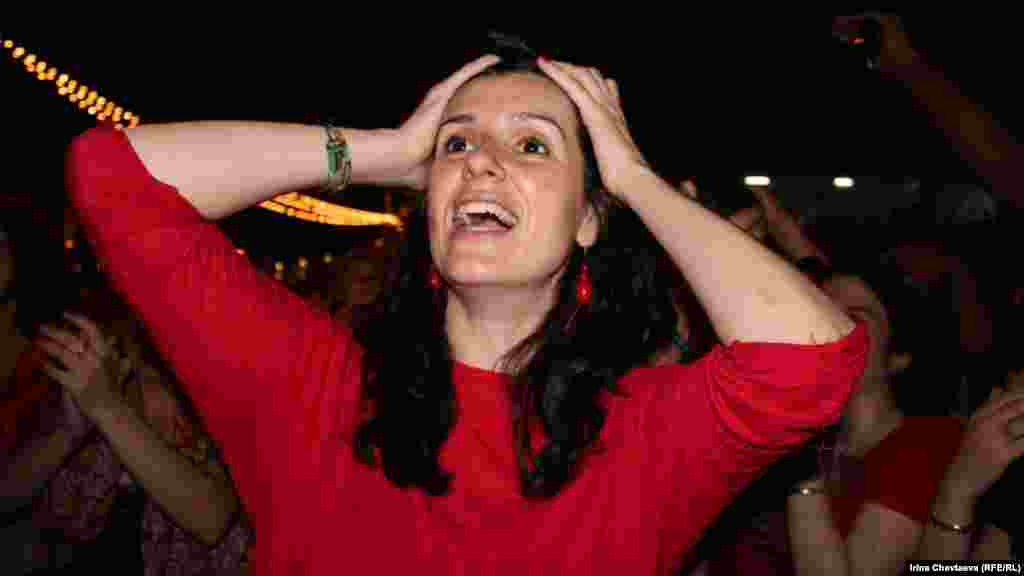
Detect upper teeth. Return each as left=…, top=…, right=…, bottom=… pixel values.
left=454, top=201, right=517, bottom=227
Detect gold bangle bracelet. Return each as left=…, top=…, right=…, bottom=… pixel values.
left=928, top=513, right=974, bottom=534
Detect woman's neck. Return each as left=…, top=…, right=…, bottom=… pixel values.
left=445, top=283, right=557, bottom=373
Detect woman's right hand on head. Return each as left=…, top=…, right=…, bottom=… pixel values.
left=384, top=54, right=500, bottom=191
left=942, top=387, right=1024, bottom=502
left=36, top=312, right=124, bottom=420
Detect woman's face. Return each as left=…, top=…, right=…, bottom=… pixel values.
left=427, top=72, right=598, bottom=290
left=822, top=274, right=892, bottom=389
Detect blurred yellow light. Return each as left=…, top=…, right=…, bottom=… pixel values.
left=47, top=69, right=57, bottom=81
left=104, top=102, right=114, bottom=115
left=57, top=74, right=69, bottom=86
left=123, top=111, right=133, bottom=120
left=67, top=80, right=77, bottom=92
left=12, top=47, right=25, bottom=59
left=2, top=40, right=12, bottom=49
left=86, top=91, right=97, bottom=103
left=76, top=86, right=87, bottom=98
left=96, top=97, right=107, bottom=108
left=36, top=61, right=47, bottom=73
left=78, top=100, right=88, bottom=109
left=58, top=87, right=69, bottom=96
left=744, top=175, right=772, bottom=187
left=128, top=117, right=139, bottom=127
left=323, top=253, right=333, bottom=264
left=113, top=109, right=123, bottom=122
left=88, top=107, right=97, bottom=116
left=69, top=93, right=79, bottom=102
left=298, top=257, right=308, bottom=269
left=37, top=72, right=47, bottom=80
left=274, top=261, right=284, bottom=272
left=64, top=239, right=75, bottom=249
left=24, top=54, right=36, bottom=66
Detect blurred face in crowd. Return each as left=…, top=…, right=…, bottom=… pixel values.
left=821, top=274, right=897, bottom=393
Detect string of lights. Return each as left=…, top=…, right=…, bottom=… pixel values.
left=2, top=34, right=403, bottom=233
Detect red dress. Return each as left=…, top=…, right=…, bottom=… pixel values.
left=66, top=126, right=869, bottom=575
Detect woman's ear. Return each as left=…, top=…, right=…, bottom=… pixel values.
left=888, top=352, right=913, bottom=374
left=577, top=202, right=598, bottom=248
left=576, top=195, right=605, bottom=249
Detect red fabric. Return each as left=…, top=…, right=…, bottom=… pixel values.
left=66, top=126, right=869, bottom=576
left=832, top=416, right=963, bottom=538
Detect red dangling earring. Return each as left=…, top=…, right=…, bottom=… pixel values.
left=429, top=268, right=443, bottom=290
left=575, top=263, right=593, bottom=306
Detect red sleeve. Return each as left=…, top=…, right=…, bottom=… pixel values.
left=613, top=322, right=869, bottom=559
left=65, top=127, right=364, bottom=531
left=862, top=416, right=963, bottom=524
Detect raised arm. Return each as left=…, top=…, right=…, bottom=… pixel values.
left=35, top=313, right=238, bottom=544
left=842, top=13, right=1024, bottom=211
left=537, top=58, right=854, bottom=346
left=123, top=54, right=502, bottom=219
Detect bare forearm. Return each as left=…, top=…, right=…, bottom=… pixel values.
left=972, top=525, right=1013, bottom=561
left=0, top=427, right=78, bottom=511
left=124, top=122, right=401, bottom=220
left=888, top=57, right=1024, bottom=211
left=89, top=400, right=238, bottom=544
left=788, top=493, right=850, bottom=576
left=623, top=166, right=853, bottom=345
left=915, top=487, right=976, bottom=561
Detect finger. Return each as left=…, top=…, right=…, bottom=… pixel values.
left=588, top=67, right=612, bottom=100
left=681, top=179, right=699, bottom=200
left=1006, top=416, right=1024, bottom=440
left=569, top=64, right=612, bottom=106
left=63, top=313, right=106, bottom=355
left=38, top=328, right=81, bottom=358
left=536, top=58, right=602, bottom=115
left=37, top=339, right=82, bottom=374
left=39, top=361, right=74, bottom=391
left=606, top=78, right=621, bottom=105
left=982, top=396, right=1024, bottom=427
left=975, top=389, right=1024, bottom=421
left=436, top=54, right=502, bottom=97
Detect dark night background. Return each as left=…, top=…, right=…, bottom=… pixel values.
left=3, top=11, right=1021, bottom=264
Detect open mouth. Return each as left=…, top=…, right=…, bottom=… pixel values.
left=452, top=201, right=518, bottom=233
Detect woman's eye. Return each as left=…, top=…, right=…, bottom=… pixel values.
left=443, top=135, right=475, bottom=154
left=519, top=137, right=549, bottom=155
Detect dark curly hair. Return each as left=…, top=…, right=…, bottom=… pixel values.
left=352, top=35, right=677, bottom=498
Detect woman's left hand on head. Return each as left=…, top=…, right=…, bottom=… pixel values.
left=36, top=312, right=124, bottom=418
left=536, top=58, right=650, bottom=202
